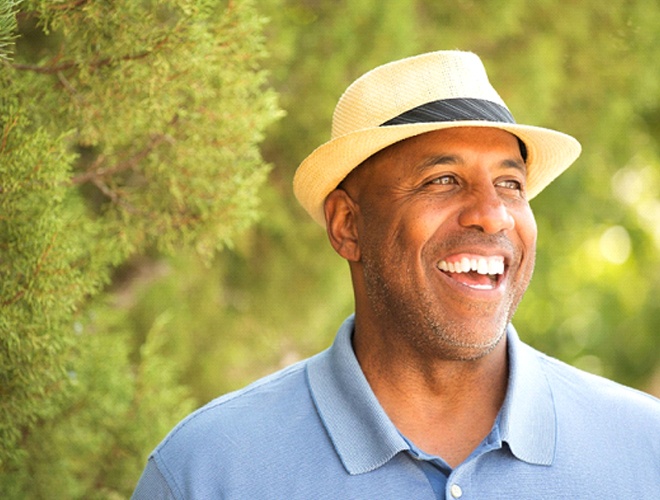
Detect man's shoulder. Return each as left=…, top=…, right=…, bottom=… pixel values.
left=137, top=352, right=351, bottom=498
left=154, top=356, right=317, bottom=459
left=530, top=344, right=660, bottom=420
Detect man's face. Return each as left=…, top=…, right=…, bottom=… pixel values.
left=343, top=127, right=537, bottom=361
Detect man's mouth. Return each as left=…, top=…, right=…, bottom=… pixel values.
left=437, top=255, right=505, bottom=290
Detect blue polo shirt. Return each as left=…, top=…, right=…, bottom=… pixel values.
left=133, top=315, right=660, bottom=499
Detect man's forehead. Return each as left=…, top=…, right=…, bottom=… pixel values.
left=413, top=153, right=527, bottom=176
left=395, top=126, right=523, bottom=151
left=362, top=127, right=524, bottom=170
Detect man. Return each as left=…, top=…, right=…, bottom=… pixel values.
left=133, top=51, right=660, bottom=499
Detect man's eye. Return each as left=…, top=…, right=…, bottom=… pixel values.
left=497, top=179, right=523, bottom=191
left=429, top=175, right=456, bottom=186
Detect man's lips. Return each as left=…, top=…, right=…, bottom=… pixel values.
left=437, top=253, right=506, bottom=290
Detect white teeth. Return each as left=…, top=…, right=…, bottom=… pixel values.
left=437, top=256, right=505, bottom=275
left=495, top=259, right=505, bottom=274
left=477, top=258, right=489, bottom=275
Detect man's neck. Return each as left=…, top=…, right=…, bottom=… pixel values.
left=352, top=323, right=509, bottom=468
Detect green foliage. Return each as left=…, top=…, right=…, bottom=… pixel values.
left=18, top=0, right=281, bottom=259
left=0, top=84, right=107, bottom=470
left=0, top=0, right=19, bottom=62
left=1, top=306, right=194, bottom=499
left=1, top=0, right=280, bottom=496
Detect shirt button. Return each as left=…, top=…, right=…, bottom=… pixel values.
left=450, top=484, right=463, bottom=498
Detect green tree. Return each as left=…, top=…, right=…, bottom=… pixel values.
left=1, top=0, right=281, bottom=497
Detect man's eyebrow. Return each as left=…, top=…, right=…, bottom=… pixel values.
left=501, top=158, right=527, bottom=175
left=415, top=155, right=527, bottom=174
left=415, top=155, right=461, bottom=172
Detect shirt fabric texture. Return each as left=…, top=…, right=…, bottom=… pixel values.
left=133, top=315, right=660, bottom=499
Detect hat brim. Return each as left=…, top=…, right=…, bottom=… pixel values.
left=293, top=121, right=581, bottom=226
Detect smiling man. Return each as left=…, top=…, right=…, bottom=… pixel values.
left=133, top=51, right=660, bottom=499
left=324, top=127, right=536, bottom=469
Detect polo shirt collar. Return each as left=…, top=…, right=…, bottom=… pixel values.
left=306, top=315, right=409, bottom=475
left=499, top=324, right=557, bottom=465
left=306, top=316, right=557, bottom=475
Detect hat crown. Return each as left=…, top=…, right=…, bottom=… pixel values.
left=331, top=51, right=509, bottom=139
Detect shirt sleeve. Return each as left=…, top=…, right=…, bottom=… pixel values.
left=132, top=457, right=178, bottom=500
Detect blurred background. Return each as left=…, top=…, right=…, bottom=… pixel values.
left=1, top=0, right=659, bottom=497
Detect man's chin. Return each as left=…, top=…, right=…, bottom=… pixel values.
left=424, top=319, right=509, bottom=362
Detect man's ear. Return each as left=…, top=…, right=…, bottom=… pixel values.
left=324, top=189, right=360, bottom=262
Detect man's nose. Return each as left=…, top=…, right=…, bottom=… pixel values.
left=457, top=187, right=515, bottom=234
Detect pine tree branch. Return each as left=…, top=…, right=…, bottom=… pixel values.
left=1, top=289, right=25, bottom=307
left=1, top=115, right=18, bottom=154
left=11, top=37, right=169, bottom=75
left=56, top=70, right=80, bottom=101
left=70, top=132, right=173, bottom=186
left=48, top=0, right=90, bottom=11
left=32, top=231, right=58, bottom=285
left=1, top=231, right=57, bottom=307
left=70, top=129, right=175, bottom=215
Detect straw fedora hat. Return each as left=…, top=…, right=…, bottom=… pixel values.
left=293, top=50, right=581, bottom=226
